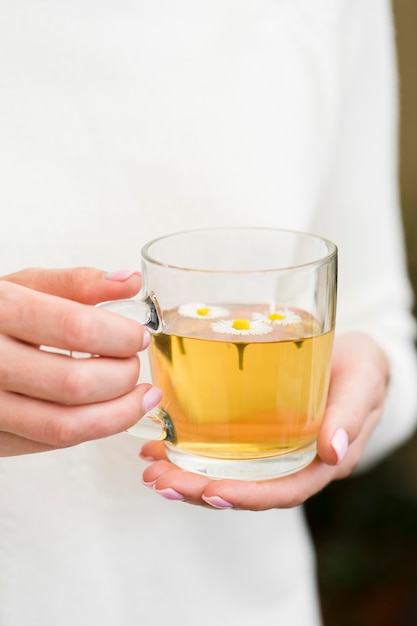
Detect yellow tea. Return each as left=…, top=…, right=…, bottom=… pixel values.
left=149, top=304, right=333, bottom=461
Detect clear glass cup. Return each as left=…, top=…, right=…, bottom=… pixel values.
left=99, top=227, right=337, bottom=480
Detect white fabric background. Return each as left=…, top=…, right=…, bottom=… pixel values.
left=0, top=1, right=416, bottom=624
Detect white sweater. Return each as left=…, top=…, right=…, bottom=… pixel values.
left=1, top=1, right=416, bottom=624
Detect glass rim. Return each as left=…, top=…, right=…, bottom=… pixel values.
left=141, top=226, right=337, bottom=273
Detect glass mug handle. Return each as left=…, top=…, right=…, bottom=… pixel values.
left=96, top=293, right=162, bottom=332
left=95, top=294, right=177, bottom=444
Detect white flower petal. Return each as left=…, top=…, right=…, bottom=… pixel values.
left=178, top=302, right=229, bottom=319
left=253, top=310, right=302, bottom=326
left=211, top=319, right=273, bottom=336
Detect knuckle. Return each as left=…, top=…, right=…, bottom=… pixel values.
left=42, top=411, right=83, bottom=448
left=61, top=307, right=95, bottom=349
left=59, top=361, right=88, bottom=405
left=63, top=266, right=94, bottom=291
left=59, top=355, right=140, bottom=406
left=0, top=281, right=20, bottom=327
left=64, top=266, right=102, bottom=303
left=43, top=390, right=137, bottom=448
left=56, top=422, right=85, bottom=448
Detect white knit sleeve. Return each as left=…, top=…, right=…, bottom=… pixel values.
left=311, top=0, right=417, bottom=469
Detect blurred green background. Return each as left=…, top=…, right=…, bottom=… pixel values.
left=305, top=2, right=417, bottom=624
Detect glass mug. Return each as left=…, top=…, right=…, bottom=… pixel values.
left=99, top=227, right=337, bottom=480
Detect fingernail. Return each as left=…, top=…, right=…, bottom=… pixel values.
left=105, top=269, right=141, bottom=282
left=331, top=428, right=349, bottom=464
left=141, top=330, right=151, bottom=351
left=153, top=486, right=185, bottom=501
left=141, top=477, right=157, bottom=487
left=202, top=495, right=234, bottom=509
left=139, top=451, right=157, bottom=462
left=142, top=386, right=163, bottom=413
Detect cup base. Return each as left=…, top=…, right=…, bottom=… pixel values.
left=164, top=442, right=317, bottom=481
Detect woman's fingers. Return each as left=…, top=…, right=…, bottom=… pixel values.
left=0, top=281, right=147, bottom=357
left=0, top=335, right=141, bottom=404
left=316, top=333, right=389, bottom=466
left=0, top=382, right=158, bottom=452
left=0, top=267, right=160, bottom=457
left=140, top=444, right=334, bottom=510
left=141, top=457, right=340, bottom=510
left=1, top=267, right=142, bottom=304
left=141, top=432, right=372, bottom=511
left=142, top=460, right=214, bottom=507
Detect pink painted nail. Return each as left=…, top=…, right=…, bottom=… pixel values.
left=141, top=477, right=157, bottom=487
left=331, top=428, right=349, bottom=464
left=141, top=330, right=151, bottom=351
left=153, top=487, right=185, bottom=501
left=142, top=386, right=163, bottom=413
left=139, top=451, right=157, bottom=462
left=105, top=269, right=141, bottom=282
left=202, top=495, right=234, bottom=509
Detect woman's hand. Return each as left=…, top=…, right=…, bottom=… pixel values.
left=140, top=332, right=389, bottom=510
left=0, top=267, right=161, bottom=456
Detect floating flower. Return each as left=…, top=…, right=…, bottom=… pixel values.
left=211, top=318, right=273, bottom=336
left=178, top=302, right=229, bottom=319
left=254, top=309, right=302, bottom=326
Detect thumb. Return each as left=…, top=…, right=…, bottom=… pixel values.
left=0, top=267, right=142, bottom=305
left=316, top=333, right=388, bottom=467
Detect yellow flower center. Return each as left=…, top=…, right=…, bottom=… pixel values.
left=232, top=319, right=251, bottom=330
left=268, top=312, right=285, bottom=321
left=196, top=307, right=211, bottom=316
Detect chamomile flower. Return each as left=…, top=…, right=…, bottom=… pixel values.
left=178, top=302, right=229, bottom=319
left=254, top=309, right=302, bottom=326
left=211, top=318, right=273, bottom=336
